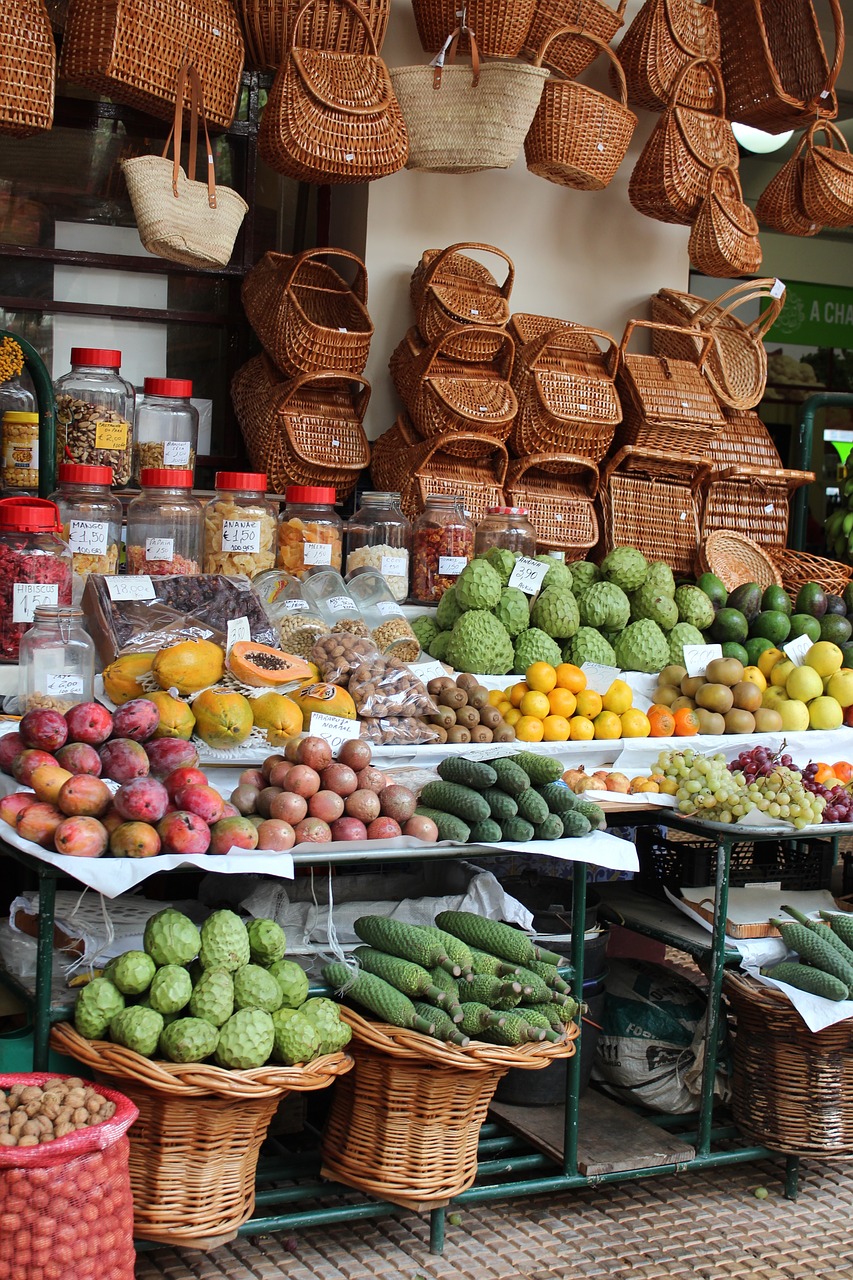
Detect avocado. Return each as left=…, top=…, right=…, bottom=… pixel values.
left=820, top=613, right=852, bottom=645
left=843, top=580, right=853, bottom=615
left=825, top=593, right=848, bottom=617
left=749, top=610, right=791, bottom=646
left=721, top=641, right=750, bottom=665
left=761, top=584, right=792, bottom=617
left=795, top=581, right=828, bottom=618
left=697, top=572, right=727, bottom=610
left=726, top=583, right=762, bottom=621
left=710, top=608, right=749, bottom=645
left=788, top=613, right=822, bottom=643
left=744, top=636, right=775, bottom=666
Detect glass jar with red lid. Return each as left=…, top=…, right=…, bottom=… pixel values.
left=277, top=485, right=343, bottom=579
left=411, top=495, right=474, bottom=603
left=49, top=463, right=123, bottom=582
left=54, top=348, right=135, bottom=487
left=203, top=471, right=277, bottom=577
left=133, top=377, right=199, bottom=479
left=0, top=497, right=73, bottom=662
left=125, top=470, right=203, bottom=576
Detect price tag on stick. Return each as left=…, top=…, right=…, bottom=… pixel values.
left=309, top=712, right=362, bottom=755
left=508, top=557, right=548, bottom=596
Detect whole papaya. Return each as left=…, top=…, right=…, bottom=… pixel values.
left=152, top=640, right=225, bottom=696
left=192, top=690, right=254, bottom=749
left=144, top=691, right=196, bottom=740
left=103, top=653, right=154, bottom=705
left=249, top=692, right=303, bottom=745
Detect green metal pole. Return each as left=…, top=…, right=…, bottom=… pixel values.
left=696, top=836, right=731, bottom=1157
left=562, top=861, right=586, bottom=1177
left=794, top=392, right=853, bottom=552
left=0, top=329, right=56, bottom=499
left=33, top=871, right=56, bottom=1070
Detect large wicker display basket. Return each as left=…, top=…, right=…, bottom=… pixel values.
left=598, top=446, right=709, bottom=573
left=371, top=416, right=508, bottom=523
left=701, top=465, right=814, bottom=548
left=51, top=1022, right=352, bottom=1249
left=767, top=548, right=852, bottom=598
left=723, top=972, right=853, bottom=1157
left=504, top=454, right=599, bottom=556
left=320, top=1008, right=578, bottom=1210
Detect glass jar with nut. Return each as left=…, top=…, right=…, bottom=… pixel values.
left=54, top=348, right=135, bottom=488
left=134, top=377, right=199, bottom=479
left=301, top=567, right=370, bottom=637
left=345, top=491, right=412, bottom=602
left=49, top=463, right=122, bottom=588
left=204, top=472, right=277, bottom=577
left=126, top=469, right=204, bottom=576
left=277, top=485, right=343, bottom=579
left=1, top=411, right=39, bottom=493
left=252, top=567, right=330, bottom=659
left=19, top=605, right=95, bottom=713
left=346, top=566, right=421, bottom=663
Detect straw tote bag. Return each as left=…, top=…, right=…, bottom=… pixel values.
left=754, top=133, right=823, bottom=238
left=122, top=65, right=248, bottom=269
left=800, top=121, right=853, bottom=230
left=688, top=165, right=763, bottom=278
left=258, top=0, right=408, bottom=183
left=613, top=0, right=720, bottom=113
left=0, top=0, right=55, bottom=136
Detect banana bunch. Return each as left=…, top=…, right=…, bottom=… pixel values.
left=825, top=478, right=853, bottom=563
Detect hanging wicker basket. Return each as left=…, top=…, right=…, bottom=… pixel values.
left=522, top=0, right=628, bottom=82
left=410, top=242, right=514, bottom=358
left=410, top=0, right=536, bottom=57
left=0, top=0, right=55, bottom=137
left=236, top=0, right=390, bottom=71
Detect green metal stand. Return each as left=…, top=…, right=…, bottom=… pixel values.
left=793, top=391, right=853, bottom=551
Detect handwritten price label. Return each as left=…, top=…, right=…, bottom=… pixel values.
left=408, top=660, right=448, bottom=683
left=226, top=616, right=251, bottom=655
left=146, top=538, right=174, bottom=562
left=46, top=673, right=84, bottom=697
left=303, top=542, right=332, bottom=566
left=327, top=595, right=356, bottom=614
left=221, top=520, right=261, bottom=555
left=508, top=556, right=548, bottom=596
left=163, top=441, right=191, bottom=467
left=438, top=556, right=467, bottom=577
left=68, top=520, right=109, bottom=555
left=783, top=633, right=812, bottom=667
left=94, top=420, right=129, bottom=450
left=12, top=583, right=59, bottom=624
left=375, top=600, right=403, bottom=617
left=580, top=663, right=620, bottom=695
left=282, top=598, right=310, bottom=612
left=309, top=712, right=361, bottom=754
left=380, top=554, right=407, bottom=578
left=683, top=644, right=723, bottom=678
left=106, top=575, right=155, bottom=601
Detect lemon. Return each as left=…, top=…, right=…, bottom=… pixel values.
left=808, top=695, right=843, bottom=731
left=569, top=715, right=595, bottom=741
left=519, top=690, right=550, bottom=720
left=785, top=665, right=824, bottom=703
left=778, top=698, right=810, bottom=732
left=602, top=678, right=632, bottom=715
left=804, top=640, right=844, bottom=679
left=741, top=665, right=767, bottom=692
left=620, top=708, right=651, bottom=738
left=525, top=662, right=557, bottom=694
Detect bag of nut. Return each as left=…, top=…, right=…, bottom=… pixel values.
left=360, top=717, right=442, bottom=746
left=311, top=631, right=380, bottom=686
left=349, top=655, right=438, bottom=719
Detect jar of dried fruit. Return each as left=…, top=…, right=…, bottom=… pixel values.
left=125, top=469, right=204, bottom=576
left=301, top=567, right=370, bottom=637
left=346, top=566, right=421, bottom=662
left=0, top=497, right=73, bottom=663
left=134, top=377, right=199, bottom=478
left=54, top=348, right=135, bottom=487
left=252, top=567, right=329, bottom=659
left=411, top=495, right=474, bottom=603
left=474, top=506, right=536, bottom=559
left=19, top=605, right=95, bottom=713
left=277, top=485, right=343, bottom=578
left=49, top=463, right=122, bottom=586
left=203, top=471, right=277, bottom=577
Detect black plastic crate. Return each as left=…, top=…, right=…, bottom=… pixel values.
left=635, top=827, right=835, bottom=898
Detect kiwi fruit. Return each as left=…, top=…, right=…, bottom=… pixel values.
left=455, top=673, right=480, bottom=694
left=479, top=705, right=502, bottom=729
left=468, top=686, right=490, bottom=709
left=438, top=687, right=467, bottom=709
left=427, top=676, right=455, bottom=696
left=695, top=683, right=734, bottom=714
left=446, top=725, right=471, bottom=743
left=724, top=708, right=756, bottom=734
left=430, top=706, right=457, bottom=730
left=455, top=705, right=481, bottom=729
left=680, top=675, right=705, bottom=697
left=469, top=725, right=493, bottom=743
left=493, top=723, right=517, bottom=742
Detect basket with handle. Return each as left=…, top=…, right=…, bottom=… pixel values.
left=687, top=164, right=763, bottom=279
left=524, top=27, right=637, bottom=191
left=700, top=464, right=814, bottom=548
left=754, top=134, right=823, bottom=238
left=800, top=120, right=853, bottom=230
left=611, top=0, right=720, bottom=113
left=410, top=0, right=536, bottom=57
left=236, top=0, right=389, bottom=71
left=0, top=0, right=55, bottom=136
left=614, top=319, right=725, bottom=453
left=369, top=412, right=419, bottom=493
left=410, top=241, right=514, bottom=359
left=509, top=312, right=600, bottom=348
left=50, top=1021, right=353, bottom=1248
left=372, top=422, right=509, bottom=522
left=649, top=279, right=786, bottom=411
left=504, top=454, right=599, bottom=555
left=716, top=0, right=845, bottom=133
left=705, top=407, right=782, bottom=470
left=231, top=354, right=370, bottom=501
left=242, top=247, right=373, bottom=378
left=598, top=445, right=710, bottom=573
left=59, top=0, right=244, bottom=129
left=696, top=530, right=783, bottom=591
left=402, top=327, right=517, bottom=458
left=320, top=1008, right=577, bottom=1210
left=766, top=548, right=853, bottom=599
left=389, top=324, right=506, bottom=405
left=522, top=0, right=627, bottom=81
left=510, top=324, right=620, bottom=463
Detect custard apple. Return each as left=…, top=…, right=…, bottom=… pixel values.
left=435, top=586, right=462, bottom=630
left=111, top=950, right=156, bottom=996
left=601, top=546, right=649, bottom=592
left=109, top=1005, right=164, bottom=1056
left=149, top=964, right=193, bottom=1015
left=613, top=620, right=670, bottom=673
left=446, top=610, right=514, bottom=675
left=668, top=622, right=706, bottom=667
left=535, top=556, right=573, bottom=592
left=484, top=546, right=518, bottom=585
left=199, top=909, right=251, bottom=972
left=268, top=959, right=310, bottom=1009
left=512, top=627, right=563, bottom=674
left=644, top=560, right=676, bottom=597
left=428, top=631, right=451, bottom=662
left=412, top=616, right=438, bottom=651
left=233, top=963, right=282, bottom=1013
left=143, top=908, right=201, bottom=967
left=74, top=978, right=125, bottom=1039
left=565, top=627, right=617, bottom=668
left=271, top=1008, right=321, bottom=1065
left=578, top=582, right=630, bottom=631
left=530, top=587, right=579, bottom=640
left=493, top=587, right=530, bottom=637
left=160, top=1016, right=219, bottom=1063
left=215, top=1009, right=275, bottom=1069
left=247, top=918, right=286, bottom=966
left=629, top=584, right=678, bottom=631
left=568, top=561, right=600, bottom=594
left=189, top=968, right=234, bottom=1027
left=301, top=997, right=352, bottom=1055
left=674, top=585, right=716, bottom=630
left=456, top=560, right=502, bottom=611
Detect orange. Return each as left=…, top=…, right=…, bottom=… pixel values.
left=519, top=690, right=550, bottom=720
left=515, top=714, right=545, bottom=743
left=575, top=689, right=603, bottom=719
left=508, top=681, right=529, bottom=708
left=496, top=700, right=513, bottom=719
left=833, top=761, right=853, bottom=783
left=542, top=714, right=571, bottom=741
left=620, top=708, right=651, bottom=738
left=593, top=710, right=622, bottom=740
left=812, top=762, right=836, bottom=785
left=504, top=707, right=521, bottom=727
left=569, top=715, right=595, bottom=741
left=526, top=662, right=557, bottom=694
left=488, top=689, right=506, bottom=708
left=647, top=704, right=675, bottom=738
left=673, top=707, right=700, bottom=736
left=547, top=687, right=577, bottom=718
left=555, top=663, right=587, bottom=694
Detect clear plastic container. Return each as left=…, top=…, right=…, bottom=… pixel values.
left=252, top=567, right=330, bottom=659
left=54, top=347, right=135, bottom=487
left=19, top=605, right=95, bottom=713
left=346, top=566, right=421, bottom=662
left=134, top=377, right=199, bottom=478
left=411, top=495, right=475, bottom=603
left=1, top=410, right=39, bottom=492
left=474, top=506, right=537, bottom=559
left=0, top=497, right=73, bottom=662
left=345, top=491, right=412, bottom=602
left=0, top=374, right=35, bottom=423
left=203, top=471, right=277, bottom=577
left=49, top=463, right=123, bottom=582
left=277, top=485, right=343, bottom=579
left=126, top=469, right=203, bottom=576
left=301, top=567, right=370, bottom=637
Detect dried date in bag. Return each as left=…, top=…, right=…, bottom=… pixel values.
left=349, top=655, right=437, bottom=718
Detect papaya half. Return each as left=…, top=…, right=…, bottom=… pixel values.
left=227, top=641, right=312, bottom=688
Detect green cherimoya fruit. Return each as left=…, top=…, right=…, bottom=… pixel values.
left=161, top=1016, right=220, bottom=1063
left=644, top=560, right=676, bottom=597
left=513, top=752, right=563, bottom=785
left=491, top=755, right=531, bottom=795
left=233, top=963, right=283, bottom=1013
left=412, top=615, right=439, bottom=650
left=674, top=585, right=716, bottom=631
left=614, top=619, right=670, bottom=673
left=109, top=1005, right=164, bottom=1056
left=629, top=583, right=678, bottom=631
left=247, top=918, right=286, bottom=966
left=668, top=622, right=706, bottom=667
left=537, top=782, right=578, bottom=814
left=268, top=959, right=310, bottom=1009
left=515, top=788, right=549, bottom=825
left=533, top=814, right=564, bottom=840
left=467, top=818, right=503, bottom=843
left=500, top=816, right=535, bottom=843
left=578, top=582, right=631, bottom=631
left=301, top=996, right=352, bottom=1054
left=199, top=909, right=251, bottom=972
left=143, top=908, right=201, bottom=967
left=111, top=950, right=156, bottom=996
left=512, top=627, right=562, bottom=674
left=446, top=610, right=514, bottom=675
left=429, top=631, right=452, bottom=662
left=530, top=587, right=580, bottom=640
left=565, top=627, right=617, bottom=668
left=189, top=968, right=234, bottom=1027
left=494, top=587, right=531, bottom=638
left=536, top=555, right=574, bottom=592
left=74, top=978, right=125, bottom=1040
left=149, top=964, right=193, bottom=1015
left=214, top=1008, right=275, bottom=1069
left=483, top=546, right=519, bottom=585
left=482, top=787, right=518, bottom=821
left=456, top=560, right=503, bottom=611
left=567, top=561, right=599, bottom=594
left=435, top=585, right=462, bottom=630
left=271, top=1008, right=321, bottom=1065
left=561, top=811, right=592, bottom=838
left=419, top=780, right=490, bottom=823
left=414, top=806, right=470, bottom=842
left=436, top=757, right=497, bottom=789
left=600, top=546, right=649, bottom=593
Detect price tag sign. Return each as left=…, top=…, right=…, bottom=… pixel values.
left=770, top=278, right=786, bottom=299
left=438, top=556, right=467, bottom=577
left=375, top=600, right=403, bottom=617
left=683, top=644, right=723, bottom=678
left=309, top=712, right=362, bottom=754
left=282, top=598, right=310, bottom=613
left=106, top=575, right=156, bottom=601
left=94, top=420, right=129, bottom=450
left=381, top=554, right=407, bottom=578
left=12, top=583, right=59, bottom=624
left=303, top=542, right=332, bottom=566
left=226, top=616, right=251, bottom=655
left=508, top=556, right=549, bottom=596
left=146, top=537, right=174, bottom=562
left=221, top=520, right=261, bottom=555
left=327, top=595, right=356, bottom=614
left=408, top=659, right=448, bottom=683
left=580, top=663, right=620, bottom=695
left=68, top=520, right=109, bottom=555
left=46, top=673, right=84, bottom=697
left=163, top=441, right=191, bottom=466
left=783, top=633, right=813, bottom=667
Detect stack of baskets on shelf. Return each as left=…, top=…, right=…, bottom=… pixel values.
left=233, top=247, right=372, bottom=499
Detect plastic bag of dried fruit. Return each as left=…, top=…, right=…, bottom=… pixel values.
left=349, top=656, right=438, bottom=719
left=0, top=1073, right=138, bottom=1280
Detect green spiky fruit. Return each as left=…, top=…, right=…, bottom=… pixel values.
left=629, top=584, right=678, bottom=631
left=300, top=997, right=351, bottom=1054
left=412, top=615, right=439, bottom=650
left=668, top=622, right=706, bottom=666
left=674, top=585, right=716, bottom=631
left=446, top=610, right=514, bottom=675
left=268, top=959, right=310, bottom=1009
left=512, top=627, right=563, bottom=674
left=435, top=585, right=462, bottom=630
left=74, top=978, right=125, bottom=1039
left=271, top=1008, right=321, bottom=1065
left=429, top=631, right=451, bottom=661
left=613, top=620, right=670, bottom=673
left=159, top=1016, right=219, bottom=1063
left=535, top=556, right=573, bottom=591
left=233, top=963, right=283, bottom=1013
left=567, top=561, right=599, bottom=593
left=247, top=918, right=286, bottom=966
left=199, top=909, right=251, bottom=972
left=109, top=1005, right=164, bottom=1056
left=484, top=546, right=518, bottom=585
left=493, top=587, right=531, bottom=637
left=111, top=950, right=156, bottom=996
left=578, top=581, right=631, bottom=631
left=565, top=627, right=617, bottom=668
left=214, top=1009, right=275, bottom=1069
left=149, top=964, right=193, bottom=1015
left=188, top=968, right=234, bottom=1027
left=530, top=587, right=579, bottom=640
left=143, top=908, right=201, bottom=967
left=644, top=561, right=676, bottom=597
left=456, top=560, right=503, bottom=611
left=600, top=546, right=649, bottom=592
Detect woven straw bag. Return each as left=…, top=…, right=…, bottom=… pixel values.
left=754, top=133, right=823, bottom=238
left=598, top=446, right=710, bottom=574
left=410, top=242, right=514, bottom=361
left=242, top=248, right=373, bottom=378
left=688, top=165, right=763, bottom=278
left=504, top=454, right=599, bottom=555
left=411, top=0, right=536, bottom=56
left=236, top=0, right=389, bottom=71
left=649, top=280, right=785, bottom=411
left=0, top=0, right=55, bottom=136
left=60, top=0, right=244, bottom=129
left=522, top=0, right=627, bottom=81
left=122, top=65, right=248, bottom=270
left=614, top=318, right=725, bottom=454
left=612, top=0, right=720, bottom=113
left=800, top=121, right=853, bottom=230
left=258, top=0, right=408, bottom=184
left=390, top=26, right=549, bottom=174
left=525, top=28, right=636, bottom=191
left=628, top=57, right=738, bottom=226
left=716, top=0, right=845, bottom=132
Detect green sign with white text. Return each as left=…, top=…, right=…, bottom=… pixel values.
left=767, top=280, right=853, bottom=348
